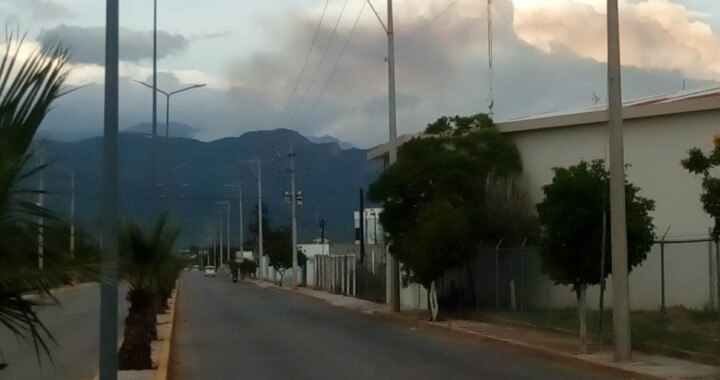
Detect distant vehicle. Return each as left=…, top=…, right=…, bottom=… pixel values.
left=192, top=265, right=199, bottom=271
left=204, top=266, right=216, bottom=277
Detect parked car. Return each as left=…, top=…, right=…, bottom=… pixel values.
left=192, top=265, right=199, bottom=271
left=204, top=265, right=216, bottom=277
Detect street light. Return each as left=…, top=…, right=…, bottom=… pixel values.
left=133, top=80, right=206, bottom=138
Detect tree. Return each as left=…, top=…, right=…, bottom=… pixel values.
left=536, top=159, right=655, bottom=353
left=265, top=226, right=307, bottom=286
left=118, top=214, right=181, bottom=370
left=368, top=114, right=523, bottom=319
left=681, top=137, right=720, bottom=238
left=0, top=32, right=74, bottom=365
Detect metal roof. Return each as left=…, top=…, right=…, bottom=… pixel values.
left=505, top=86, right=720, bottom=123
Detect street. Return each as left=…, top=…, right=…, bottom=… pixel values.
left=171, top=273, right=625, bottom=380
left=0, top=283, right=127, bottom=380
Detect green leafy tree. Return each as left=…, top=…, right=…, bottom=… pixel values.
left=0, top=32, right=74, bottom=365
left=536, top=159, right=655, bottom=353
left=118, top=214, right=181, bottom=370
left=369, top=114, right=524, bottom=318
left=266, top=226, right=307, bottom=286
left=681, top=138, right=720, bottom=237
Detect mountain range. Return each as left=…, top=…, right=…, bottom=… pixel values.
left=35, top=128, right=382, bottom=246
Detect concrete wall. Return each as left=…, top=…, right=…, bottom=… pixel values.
left=503, top=109, right=720, bottom=310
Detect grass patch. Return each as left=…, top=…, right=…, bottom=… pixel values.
left=480, top=307, right=720, bottom=355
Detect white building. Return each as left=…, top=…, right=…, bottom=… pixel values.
left=354, top=208, right=384, bottom=246
left=368, top=87, right=720, bottom=310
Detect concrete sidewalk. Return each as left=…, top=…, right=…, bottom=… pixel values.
left=249, top=279, right=720, bottom=380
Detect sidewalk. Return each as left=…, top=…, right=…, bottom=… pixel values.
left=249, top=279, right=720, bottom=380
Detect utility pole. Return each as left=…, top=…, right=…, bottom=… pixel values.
left=226, top=203, right=230, bottom=263
left=37, top=155, right=44, bottom=270
left=608, top=0, right=631, bottom=362
left=212, top=225, right=217, bottom=267
left=226, top=182, right=244, bottom=258
left=218, top=205, right=223, bottom=268
left=368, top=0, right=399, bottom=313
left=239, top=183, right=243, bottom=256
left=386, top=0, right=401, bottom=314
left=258, top=161, right=264, bottom=272
left=70, top=169, right=76, bottom=259
left=290, top=145, right=299, bottom=290
left=100, top=0, right=119, bottom=376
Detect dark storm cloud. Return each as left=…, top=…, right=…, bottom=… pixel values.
left=0, top=0, right=72, bottom=20
left=39, top=25, right=189, bottom=65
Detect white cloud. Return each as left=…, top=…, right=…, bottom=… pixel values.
left=513, top=0, right=720, bottom=79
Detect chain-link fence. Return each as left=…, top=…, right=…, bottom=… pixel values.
left=439, top=236, right=720, bottom=356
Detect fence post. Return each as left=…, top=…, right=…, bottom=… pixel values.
left=353, top=255, right=357, bottom=297
left=710, top=227, right=716, bottom=311
left=520, top=238, right=526, bottom=312
left=342, top=255, right=346, bottom=295
left=495, top=239, right=503, bottom=312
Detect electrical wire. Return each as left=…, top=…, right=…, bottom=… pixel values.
left=286, top=0, right=351, bottom=128
left=299, top=0, right=367, bottom=126
left=274, top=0, right=332, bottom=129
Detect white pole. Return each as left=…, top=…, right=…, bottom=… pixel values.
left=239, top=182, right=243, bottom=258
left=258, top=161, right=264, bottom=276
left=342, top=256, right=346, bottom=295
left=608, top=0, right=631, bottom=362
left=352, top=256, right=356, bottom=296
left=226, top=203, right=230, bottom=264
left=290, top=145, right=298, bottom=289
left=219, top=207, right=223, bottom=268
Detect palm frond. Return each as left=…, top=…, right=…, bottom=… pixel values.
left=0, top=29, right=70, bottom=363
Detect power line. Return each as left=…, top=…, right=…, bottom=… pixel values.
left=286, top=0, right=352, bottom=128
left=300, top=0, right=367, bottom=125
left=275, top=0, right=332, bottom=129
left=395, top=1, right=458, bottom=53
left=52, top=189, right=360, bottom=201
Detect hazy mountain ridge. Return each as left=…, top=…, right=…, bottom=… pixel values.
left=37, top=128, right=381, bottom=246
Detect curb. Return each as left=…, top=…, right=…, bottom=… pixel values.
left=155, top=280, right=180, bottom=380
left=371, top=313, right=668, bottom=380
left=483, top=316, right=720, bottom=368
left=249, top=282, right=670, bottom=380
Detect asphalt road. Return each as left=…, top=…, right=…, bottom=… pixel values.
left=0, top=283, right=127, bottom=380
left=171, top=273, right=625, bottom=380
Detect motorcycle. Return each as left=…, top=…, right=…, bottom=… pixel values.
left=232, top=274, right=238, bottom=283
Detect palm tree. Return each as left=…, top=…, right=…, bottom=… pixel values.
left=0, top=31, right=72, bottom=364
left=118, top=214, right=181, bottom=370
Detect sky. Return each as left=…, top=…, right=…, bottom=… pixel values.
left=3, top=0, right=720, bottom=147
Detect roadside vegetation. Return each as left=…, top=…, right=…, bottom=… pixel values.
left=0, top=32, right=102, bottom=367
